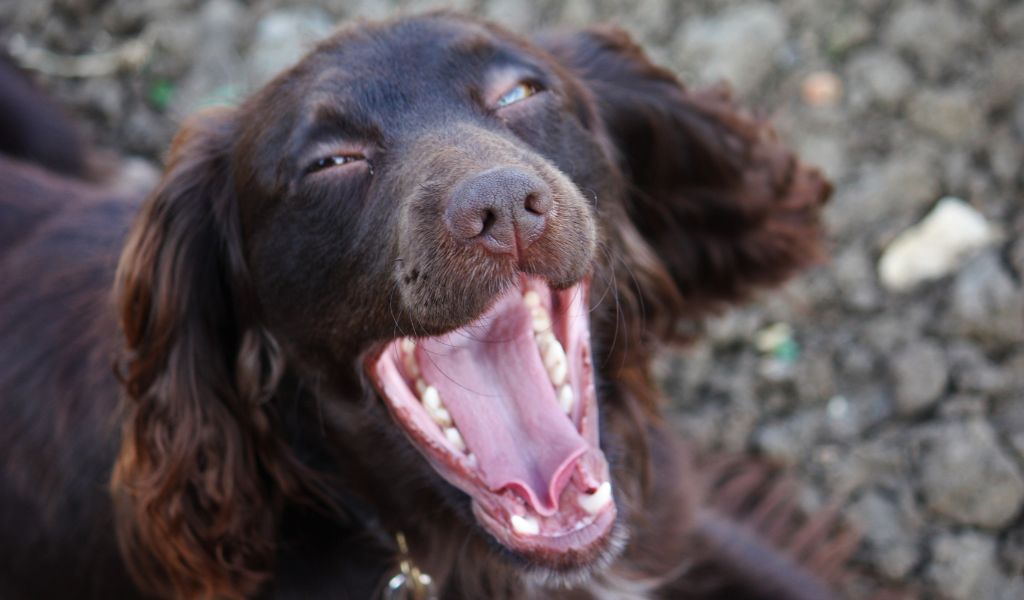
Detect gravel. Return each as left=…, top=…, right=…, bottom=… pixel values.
left=2, top=0, right=1021, bottom=596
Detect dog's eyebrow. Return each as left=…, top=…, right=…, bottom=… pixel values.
left=288, top=102, right=381, bottom=172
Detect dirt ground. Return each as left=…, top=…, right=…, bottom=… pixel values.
left=2, top=1, right=1022, bottom=597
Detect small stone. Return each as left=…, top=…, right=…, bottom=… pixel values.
left=832, top=246, right=879, bottom=311
left=947, top=342, right=1008, bottom=396
left=847, top=490, right=920, bottom=579
left=801, top=71, right=842, bottom=107
left=878, top=197, right=1001, bottom=292
left=891, top=340, right=948, bottom=415
left=754, top=412, right=821, bottom=466
left=826, top=153, right=939, bottom=236
left=915, top=420, right=1024, bottom=529
left=926, top=532, right=998, bottom=600
left=949, top=252, right=1024, bottom=350
left=247, top=8, right=335, bottom=89
left=846, top=50, right=913, bottom=109
left=884, top=3, right=976, bottom=80
left=907, top=87, right=987, bottom=145
left=675, top=3, right=787, bottom=95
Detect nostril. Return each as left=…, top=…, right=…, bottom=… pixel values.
left=524, top=193, right=544, bottom=216
left=480, top=210, right=497, bottom=235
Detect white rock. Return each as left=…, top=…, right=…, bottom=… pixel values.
left=878, top=198, right=1000, bottom=292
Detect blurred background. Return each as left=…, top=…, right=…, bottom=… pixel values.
left=2, top=0, right=1022, bottom=597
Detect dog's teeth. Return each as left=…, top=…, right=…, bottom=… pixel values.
left=544, top=340, right=568, bottom=386
left=430, top=406, right=453, bottom=427
left=535, top=330, right=555, bottom=350
left=444, top=427, right=466, bottom=452
left=578, top=481, right=612, bottom=515
left=415, top=378, right=428, bottom=396
left=466, top=453, right=477, bottom=468
left=400, top=337, right=416, bottom=354
left=531, top=306, right=551, bottom=333
left=422, top=385, right=441, bottom=410
left=523, top=290, right=541, bottom=308
left=510, top=514, right=539, bottom=536
left=559, top=385, right=574, bottom=414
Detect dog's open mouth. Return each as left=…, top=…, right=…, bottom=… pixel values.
left=368, top=275, right=616, bottom=567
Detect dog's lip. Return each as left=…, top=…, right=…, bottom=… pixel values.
left=364, top=275, right=618, bottom=564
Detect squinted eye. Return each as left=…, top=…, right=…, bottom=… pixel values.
left=305, top=154, right=365, bottom=175
left=495, top=82, right=540, bottom=109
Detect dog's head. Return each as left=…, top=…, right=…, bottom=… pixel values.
left=113, top=13, right=829, bottom=598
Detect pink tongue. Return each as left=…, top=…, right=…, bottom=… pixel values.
left=416, top=296, right=585, bottom=516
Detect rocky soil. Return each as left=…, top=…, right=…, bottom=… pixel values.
left=2, top=1, right=1022, bottom=598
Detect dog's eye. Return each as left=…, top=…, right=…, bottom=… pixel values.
left=305, top=154, right=365, bottom=175
left=495, top=82, right=540, bottom=109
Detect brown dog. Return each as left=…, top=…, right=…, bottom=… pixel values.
left=0, top=13, right=836, bottom=599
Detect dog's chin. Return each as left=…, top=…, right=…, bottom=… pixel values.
left=367, top=275, right=619, bottom=577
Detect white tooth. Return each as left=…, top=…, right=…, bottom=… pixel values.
left=444, top=427, right=466, bottom=452
left=429, top=406, right=453, bottom=427
left=400, top=337, right=416, bottom=354
left=415, top=378, right=428, bottom=396
left=544, top=342, right=568, bottom=386
left=466, top=453, right=477, bottom=468
left=422, top=385, right=442, bottom=410
left=535, top=330, right=555, bottom=350
left=523, top=290, right=541, bottom=308
left=559, top=385, right=574, bottom=414
left=578, top=481, right=612, bottom=515
left=531, top=307, right=551, bottom=332
left=549, top=361, right=568, bottom=386
left=510, top=514, right=539, bottom=536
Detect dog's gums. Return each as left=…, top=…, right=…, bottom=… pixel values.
left=369, top=276, right=617, bottom=565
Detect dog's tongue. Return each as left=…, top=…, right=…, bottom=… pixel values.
left=416, top=296, right=586, bottom=516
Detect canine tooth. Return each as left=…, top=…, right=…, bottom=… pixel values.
left=559, top=385, right=574, bottom=414
left=444, top=427, right=466, bottom=452
left=466, top=453, right=477, bottom=468
left=400, top=337, right=416, bottom=354
left=510, top=514, right=539, bottom=536
left=415, top=378, right=428, bottom=396
left=531, top=307, right=551, bottom=332
left=523, top=290, right=541, bottom=308
left=578, top=481, right=612, bottom=515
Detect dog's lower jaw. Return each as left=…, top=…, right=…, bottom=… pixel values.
left=519, top=520, right=631, bottom=591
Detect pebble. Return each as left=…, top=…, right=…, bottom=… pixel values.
left=915, top=420, right=1024, bottom=529
left=926, top=532, right=999, bottom=600
left=247, top=9, right=335, bottom=89
left=891, top=340, right=948, bottom=415
left=675, top=3, right=787, bottom=95
left=949, top=252, right=1024, bottom=349
left=878, top=197, right=1001, bottom=292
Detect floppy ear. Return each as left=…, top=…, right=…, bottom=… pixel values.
left=541, top=27, right=830, bottom=334
left=112, top=109, right=313, bottom=599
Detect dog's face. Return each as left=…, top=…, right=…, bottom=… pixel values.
left=232, top=15, right=619, bottom=570
left=115, top=12, right=828, bottom=598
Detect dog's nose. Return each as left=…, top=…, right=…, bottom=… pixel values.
left=444, top=167, right=552, bottom=256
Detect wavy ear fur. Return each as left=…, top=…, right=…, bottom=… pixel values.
left=112, top=109, right=311, bottom=599
left=542, top=27, right=831, bottom=338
